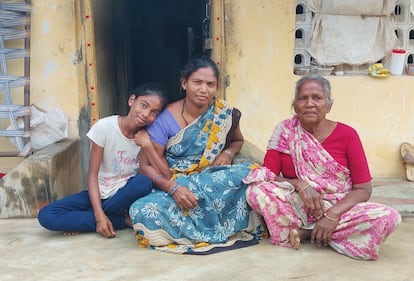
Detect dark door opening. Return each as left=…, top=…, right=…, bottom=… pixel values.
left=82, top=0, right=212, bottom=186
left=124, top=0, right=209, bottom=105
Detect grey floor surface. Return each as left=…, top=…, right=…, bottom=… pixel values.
left=1, top=178, right=414, bottom=281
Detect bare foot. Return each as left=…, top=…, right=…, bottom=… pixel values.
left=290, top=229, right=301, bottom=250
left=63, top=232, right=80, bottom=236
left=260, top=217, right=269, bottom=239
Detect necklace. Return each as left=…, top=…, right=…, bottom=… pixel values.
left=181, top=99, right=189, bottom=126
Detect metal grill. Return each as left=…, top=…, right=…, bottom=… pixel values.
left=0, top=1, right=31, bottom=156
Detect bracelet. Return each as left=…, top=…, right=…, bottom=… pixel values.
left=223, top=149, right=234, bottom=159
left=323, top=213, right=339, bottom=221
left=152, top=174, right=165, bottom=186
left=166, top=180, right=175, bottom=194
left=297, top=183, right=310, bottom=193
left=168, top=182, right=180, bottom=196
left=166, top=180, right=175, bottom=191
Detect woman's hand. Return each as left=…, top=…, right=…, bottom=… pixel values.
left=297, top=184, right=325, bottom=219
left=212, top=150, right=233, bottom=166
left=311, top=214, right=338, bottom=246
left=172, top=186, right=199, bottom=210
left=96, top=217, right=116, bottom=238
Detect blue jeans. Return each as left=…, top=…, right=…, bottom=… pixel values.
left=38, top=174, right=152, bottom=232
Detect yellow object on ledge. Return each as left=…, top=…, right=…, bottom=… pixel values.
left=368, top=63, right=390, bottom=78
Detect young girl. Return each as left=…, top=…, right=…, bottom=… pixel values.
left=38, top=84, right=168, bottom=238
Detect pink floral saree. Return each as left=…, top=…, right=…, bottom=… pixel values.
left=244, top=116, right=401, bottom=260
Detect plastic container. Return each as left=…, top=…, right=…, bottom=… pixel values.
left=390, top=49, right=406, bottom=75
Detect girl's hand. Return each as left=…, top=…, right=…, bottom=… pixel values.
left=134, top=130, right=152, bottom=148
left=96, top=217, right=116, bottom=238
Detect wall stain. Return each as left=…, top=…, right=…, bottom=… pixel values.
left=78, top=106, right=91, bottom=188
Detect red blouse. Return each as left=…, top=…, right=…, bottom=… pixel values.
left=263, top=122, right=372, bottom=185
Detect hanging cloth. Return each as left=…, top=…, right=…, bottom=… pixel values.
left=307, top=0, right=399, bottom=65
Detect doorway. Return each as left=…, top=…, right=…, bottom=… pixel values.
left=123, top=0, right=210, bottom=106
left=92, top=0, right=212, bottom=115
left=80, top=0, right=214, bottom=185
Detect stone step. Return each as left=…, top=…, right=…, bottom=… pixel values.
left=0, top=139, right=82, bottom=218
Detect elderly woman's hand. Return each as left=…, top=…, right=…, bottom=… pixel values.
left=297, top=183, right=325, bottom=219
left=311, top=212, right=339, bottom=247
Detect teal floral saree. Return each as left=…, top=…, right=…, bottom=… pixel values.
left=129, top=98, right=264, bottom=254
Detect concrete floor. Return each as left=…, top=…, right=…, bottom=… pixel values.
left=1, top=179, right=414, bottom=281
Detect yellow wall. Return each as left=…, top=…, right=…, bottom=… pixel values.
left=30, top=0, right=83, bottom=137
left=224, top=0, right=414, bottom=178
left=2, top=0, right=413, bottom=179
left=28, top=0, right=91, bottom=183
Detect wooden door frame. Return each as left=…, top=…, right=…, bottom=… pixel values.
left=211, top=0, right=225, bottom=99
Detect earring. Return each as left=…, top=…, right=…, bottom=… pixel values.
left=181, top=88, right=187, bottom=96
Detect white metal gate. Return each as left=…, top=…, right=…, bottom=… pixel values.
left=0, top=1, right=31, bottom=156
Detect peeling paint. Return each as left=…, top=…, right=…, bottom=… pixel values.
left=44, top=60, right=58, bottom=77
left=78, top=106, right=91, bottom=187
left=42, top=20, right=50, bottom=35
left=72, top=48, right=83, bottom=65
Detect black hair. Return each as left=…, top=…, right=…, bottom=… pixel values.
left=130, top=83, right=168, bottom=110
left=180, top=56, right=220, bottom=83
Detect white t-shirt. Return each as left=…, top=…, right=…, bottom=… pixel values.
left=86, top=115, right=141, bottom=199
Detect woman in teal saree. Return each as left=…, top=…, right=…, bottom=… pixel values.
left=129, top=56, right=263, bottom=254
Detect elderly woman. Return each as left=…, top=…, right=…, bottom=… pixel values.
left=244, top=74, right=401, bottom=260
